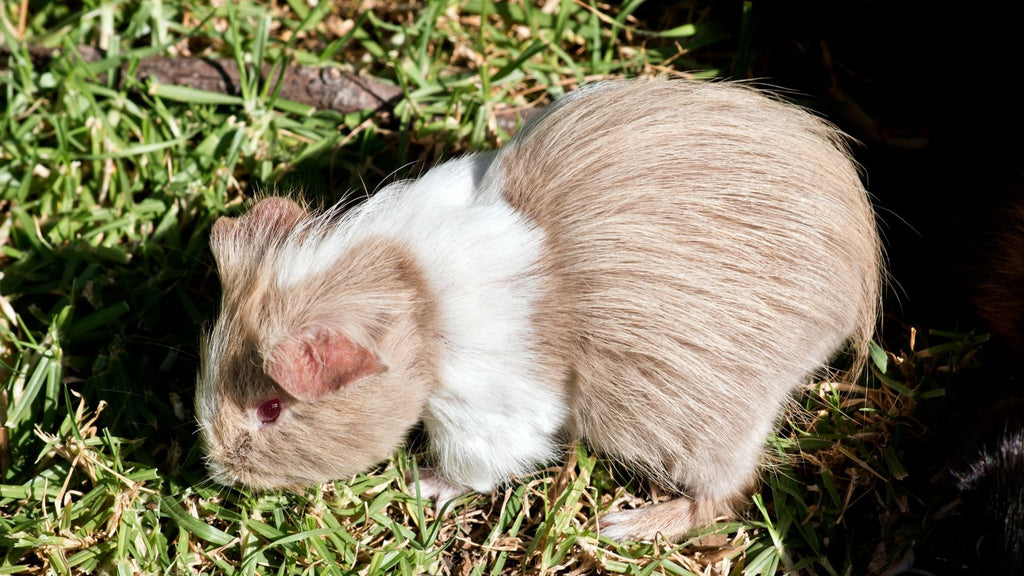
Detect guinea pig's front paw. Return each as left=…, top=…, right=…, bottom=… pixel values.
left=599, top=496, right=706, bottom=542
left=408, top=467, right=470, bottom=509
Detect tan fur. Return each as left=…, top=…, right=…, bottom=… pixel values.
left=495, top=79, right=882, bottom=538
left=198, top=79, right=882, bottom=542
left=600, top=495, right=731, bottom=542
left=197, top=202, right=441, bottom=490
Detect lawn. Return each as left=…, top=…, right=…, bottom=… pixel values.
left=0, top=1, right=990, bottom=574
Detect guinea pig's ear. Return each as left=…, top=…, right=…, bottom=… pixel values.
left=211, top=197, right=306, bottom=271
left=265, top=329, right=386, bottom=401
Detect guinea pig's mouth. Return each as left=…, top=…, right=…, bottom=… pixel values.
left=204, top=457, right=245, bottom=489
left=205, top=456, right=318, bottom=493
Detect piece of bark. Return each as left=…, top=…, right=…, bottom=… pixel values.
left=139, top=55, right=404, bottom=113
left=2, top=45, right=536, bottom=131
left=7, top=45, right=402, bottom=114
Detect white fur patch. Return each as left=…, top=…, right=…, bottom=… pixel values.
left=276, top=153, right=568, bottom=491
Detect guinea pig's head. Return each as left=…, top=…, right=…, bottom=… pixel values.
left=195, top=197, right=438, bottom=490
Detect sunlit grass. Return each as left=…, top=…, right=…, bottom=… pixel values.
left=0, top=1, right=988, bottom=574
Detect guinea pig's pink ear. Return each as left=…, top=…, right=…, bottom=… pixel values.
left=265, top=329, right=386, bottom=401
left=210, top=197, right=306, bottom=269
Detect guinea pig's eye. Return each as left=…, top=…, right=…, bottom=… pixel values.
left=257, top=398, right=282, bottom=424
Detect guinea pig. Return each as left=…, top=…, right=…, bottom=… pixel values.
left=195, top=79, right=882, bottom=542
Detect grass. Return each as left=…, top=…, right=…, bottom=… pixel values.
left=0, top=0, right=994, bottom=574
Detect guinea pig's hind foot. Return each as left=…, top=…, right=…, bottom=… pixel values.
left=599, top=495, right=723, bottom=542
left=407, top=467, right=470, bottom=510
